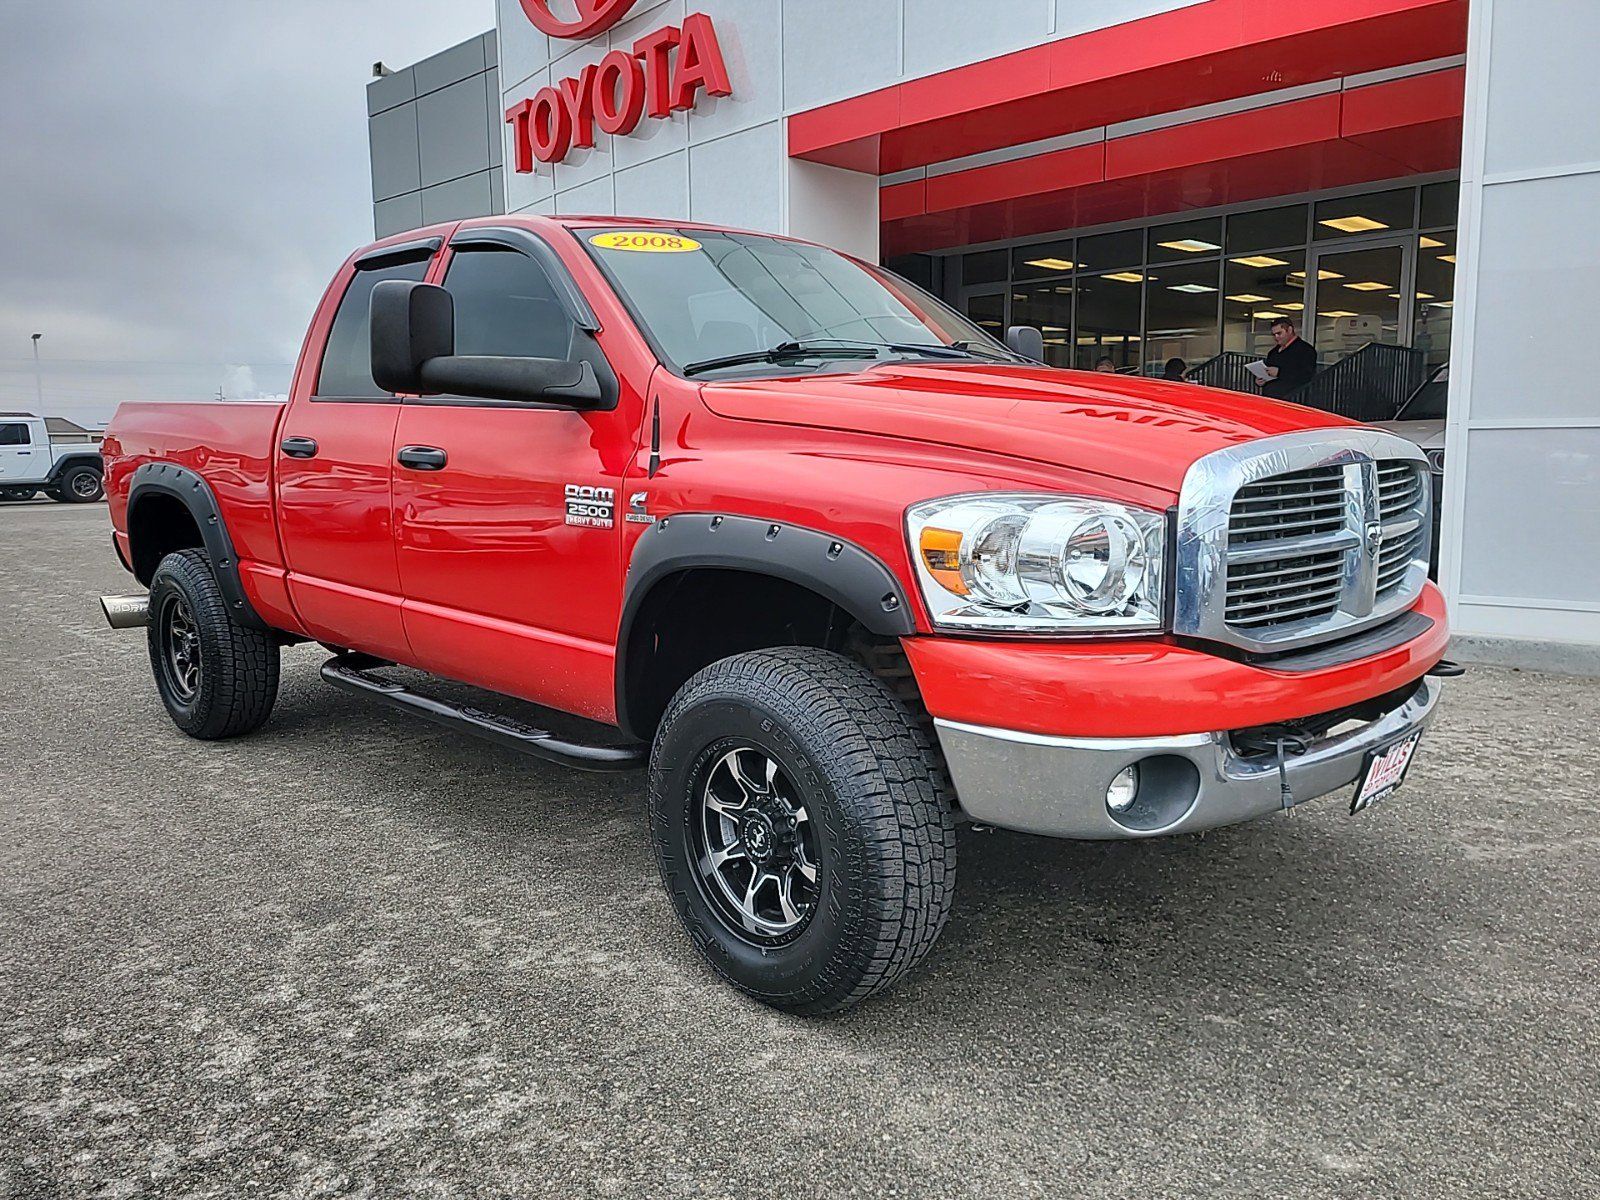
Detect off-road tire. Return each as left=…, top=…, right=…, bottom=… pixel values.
left=56, top=465, right=104, bottom=502
left=147, top=549, right=279, bottom=739
left=650, top=647, right=957, bottom=1015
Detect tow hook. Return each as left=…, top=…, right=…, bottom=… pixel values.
left=99, top=594, right=150, bottom=629
left=1427, top=659, right=1467, bottom=678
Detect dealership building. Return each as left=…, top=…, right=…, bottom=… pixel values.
left=370, top=0, right=1600, bottom=668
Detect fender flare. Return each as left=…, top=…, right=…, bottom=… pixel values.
left=128, top=462, right=268, bottom=630
left=46, top=452, right=104, bottom=484
left=614, top=513, right=916, bottom=737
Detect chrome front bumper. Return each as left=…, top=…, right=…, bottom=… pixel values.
left=934, top=676, right=1442, bottom=840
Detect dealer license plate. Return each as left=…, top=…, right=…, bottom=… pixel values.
left=1350, top=731, right=1423, bottom=815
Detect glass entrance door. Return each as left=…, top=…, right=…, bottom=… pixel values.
left=1308, top=239, right=1412, bottom=364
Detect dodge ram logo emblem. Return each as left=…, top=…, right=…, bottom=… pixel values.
left=1365, top=520, right=1384, bottom=554
left=517, top=0, right=638, bottom=39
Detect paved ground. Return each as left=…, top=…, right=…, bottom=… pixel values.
left=1, top=500, right=1597, bottom=1199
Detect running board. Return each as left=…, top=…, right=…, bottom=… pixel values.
left=320, top=655, right=646, bottom=773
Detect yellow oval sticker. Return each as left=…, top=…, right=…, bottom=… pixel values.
left=590, top=231, right=703, bottom=253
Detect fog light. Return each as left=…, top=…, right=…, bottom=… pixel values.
left=1106, top=765, right=1140, bottom=813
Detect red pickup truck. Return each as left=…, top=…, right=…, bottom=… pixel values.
left=100, top=215, right=1452, bottom=1013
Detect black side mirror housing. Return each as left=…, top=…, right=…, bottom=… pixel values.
left=1005, top=324, right=1045, bottom=363
left=369, top=279, right=603, bottom=408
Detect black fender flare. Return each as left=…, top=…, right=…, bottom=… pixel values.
left=614, top=513, right=916, bottom=738
left=128, top=462, right=268, bottom=630
left=46, top=452, right=104, bottom=484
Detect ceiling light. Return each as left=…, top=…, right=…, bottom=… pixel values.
left=1158, top=239, right=1221, bottom=253
left=1041, top=325, right=1067, bottom=331
left=1280, top=302, right=1304, bottom=312
left=1231, top=255, right=1290, bottom=268
left=1319, top=215, right=1390, bottom=233
left=1043, top=337, right=1068, bottom=344
left=1054, top=286, right=1074, bottom=294
left=1439, top=255, right=1457, bottom=264
left=1104, top=272, right=1145, bottom=283
left=1288, top=269, right=1346, bottom=281
left=1026, top=257, right=1076, bottom=271
left=1389, top=291, right=1435, bottom=300
left=1227, top=294, right=1272, bottom=303
left=1168, top=283, right=1217, bottom=294
left=1321, top=310, right=1358, bottom=318
left=1430, top=300, right=1454, bottom=308
left=1420, top=236, right=1447, bottom=249
left=1253, top=311, right=1286, bottom=320
left=1343, top=281, right=1391, bottom=292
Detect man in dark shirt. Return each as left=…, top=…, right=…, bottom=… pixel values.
left=1261, top=317, right=1318, bottom=399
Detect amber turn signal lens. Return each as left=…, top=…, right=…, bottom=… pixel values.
left=919, top=527, right=968, bottom=595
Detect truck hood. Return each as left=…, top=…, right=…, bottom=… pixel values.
left=700, top=362, right=1358, bottom=494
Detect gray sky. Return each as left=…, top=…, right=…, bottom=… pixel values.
left=0, top=1, right=495, bottom=424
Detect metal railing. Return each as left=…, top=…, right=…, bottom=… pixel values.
left=1186, top=343, right=1431, bottom=422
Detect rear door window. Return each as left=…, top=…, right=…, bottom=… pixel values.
left=314, top=256, right=432, bottom=399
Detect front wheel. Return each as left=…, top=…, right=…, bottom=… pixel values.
left=56, top=465, right=104, bottom=502
left=147, top=549, right=279, bottom=739
left=649, top=647, right=956, bottom=1015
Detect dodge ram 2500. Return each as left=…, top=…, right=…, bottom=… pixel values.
left=99, top=215, right=1454, bottom=1013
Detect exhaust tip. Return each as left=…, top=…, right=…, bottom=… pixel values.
left=100, top=594, right=150, bottom=630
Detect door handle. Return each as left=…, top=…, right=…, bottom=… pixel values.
left=280, top=436, right=319, bottom=459
left=397, top=445, right=448, bottom=471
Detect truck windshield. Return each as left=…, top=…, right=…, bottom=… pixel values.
left=579, top=227, right=1019, bottom=377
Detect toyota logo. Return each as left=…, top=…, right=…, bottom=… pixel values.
left=517, top=0, right=638, bottom=39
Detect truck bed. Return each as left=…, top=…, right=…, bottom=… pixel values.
left=103, top=400, right=287, bottom=570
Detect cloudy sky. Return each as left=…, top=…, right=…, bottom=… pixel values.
left=0, top=1, right=495, bottom=424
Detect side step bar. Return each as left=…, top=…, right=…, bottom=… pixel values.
left=320, top=655, right=646, bottom=773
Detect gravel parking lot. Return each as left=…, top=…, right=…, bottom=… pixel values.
left=2, top=500, right=1597, bottom=1198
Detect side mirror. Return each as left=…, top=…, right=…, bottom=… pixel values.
left=1005, top=325, right=1045, bottom=363
left=369, top=280, right=604, bottom=408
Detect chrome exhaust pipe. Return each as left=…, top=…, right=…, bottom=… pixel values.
left=100, top=594, right=150, bottom=630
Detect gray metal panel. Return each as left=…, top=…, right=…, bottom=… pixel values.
left=1466, top=171, right=1600, bottom=422
left=369, top=104, right=421, bottom=202
left=902, top=0, right=1053, bottom=80
left=486, top=69, right=502, bottom=168
left=413, top=36, right=487, bottom=96
left=488, top=167, right=506, bottom=215
left=1459, top=427, right=1600, bottom=605
left=614, top=152, right=689, bottom=220
left=417, top=76, right=493, bottom=188
left=1482, top=0, right=1600, bottom=177
left=367, top=68, right=416, bottom=116
left=782, top=0, right=901, bottom=112
left=374, top=192, right=425, bottom=238
left=420, top=172, right=496, bottom=224
left=688, top=122, right=782, bottom=230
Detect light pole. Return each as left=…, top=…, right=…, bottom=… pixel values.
left=30, top=333, right=44, bottom=414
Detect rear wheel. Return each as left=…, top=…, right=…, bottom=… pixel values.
left=56, top=465, right=103, bottom=502
left=147, top=549, right=279, bottom=738
left=649, top=647, right=956, bottom=1015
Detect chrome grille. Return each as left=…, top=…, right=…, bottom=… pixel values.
left=1376, top=463, right=1428, bottom=598
left=1174, top=430, right=1433, bottom=654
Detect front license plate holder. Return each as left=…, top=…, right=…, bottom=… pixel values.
left=1350, top=730, right=1423, bottom=815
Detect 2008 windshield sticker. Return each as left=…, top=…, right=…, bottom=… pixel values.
left=590, top=231, right=702, bottom=253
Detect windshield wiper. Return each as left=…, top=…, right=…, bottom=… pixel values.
left=682, top=338, right=1017, bottom=376
left=682, top=340, right=883, bottom=377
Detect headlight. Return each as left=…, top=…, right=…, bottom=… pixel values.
left=907, top=493, right=1167, bottom=633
